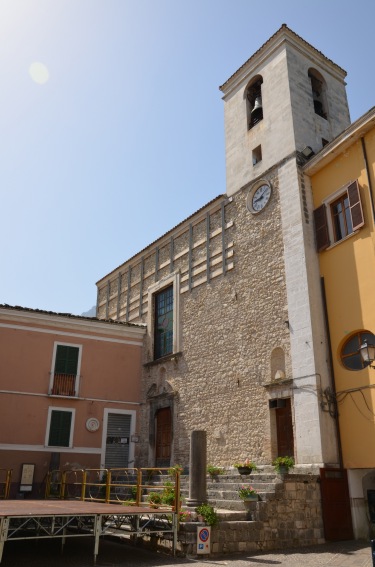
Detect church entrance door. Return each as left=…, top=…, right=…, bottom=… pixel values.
left=276, top=398, right=294, bottom=457
left=155, top=407, right=172, bottom=467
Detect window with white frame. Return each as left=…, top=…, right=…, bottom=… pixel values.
left=314, top=180, right=364, bottom=252
left=148, top=272, right=180, bottom=361
left=46, top=407, right=75, bottom=448
left=50, top=342, right=82, bottom=396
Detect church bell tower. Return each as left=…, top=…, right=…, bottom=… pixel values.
left=220, top=25, right=351, bottom=466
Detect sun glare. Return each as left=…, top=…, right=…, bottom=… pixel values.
left=29, top=62, right=50, bottom=85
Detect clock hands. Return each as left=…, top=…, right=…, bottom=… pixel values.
left=254, top=194, right=265, bottom=203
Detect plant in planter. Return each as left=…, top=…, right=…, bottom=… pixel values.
left=272, top=456, right=295, bottom=474
left=178, top=509, right=192, bottom=522
left=147, top=491, right=162, bottom=507
left=195, top=503, right=218, bottom=526
left=233, top=459, right=257, bottom=475
left=168, top=464, right=183, bottom=477
left=207, top=465, right=224, bottom=479
left=161, top=481, right=176, bottom=506
left=238, top=485, right=258, bottom=501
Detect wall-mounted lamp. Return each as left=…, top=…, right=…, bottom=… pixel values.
left=359, top=341, right=375, bottom=369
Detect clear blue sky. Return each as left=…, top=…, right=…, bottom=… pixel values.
left=1, top=0, right=374, bottom=315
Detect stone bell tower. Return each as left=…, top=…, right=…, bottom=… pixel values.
left=219, top=25, right=351, bottom=466
left=220, top=24, right=350, bottom=197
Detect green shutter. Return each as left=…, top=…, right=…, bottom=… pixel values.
left=48, top=410, right=72, bottom=447
left=55, top=345, right=79, bottom=375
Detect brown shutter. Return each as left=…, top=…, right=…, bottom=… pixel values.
left=347, top=180, right=364, bottom=231
left=313, top=204, right=330, bottom=251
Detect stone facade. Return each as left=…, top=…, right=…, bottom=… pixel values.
left=144, top=474, right=324, bottom=555
left=208, top=476, right=323, bottom=554
left=97, top=168, right=295, bottom=467
left=96, top=25, right=349, bottom=471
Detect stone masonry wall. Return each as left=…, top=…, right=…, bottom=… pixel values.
left=146, top=475, right=324, bottom=555
left=135, top=167, right=292, bottom=469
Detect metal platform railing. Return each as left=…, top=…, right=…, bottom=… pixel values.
left=45, top=467, right=181, bottom=513
left=0, top=470, right=11, bottom=499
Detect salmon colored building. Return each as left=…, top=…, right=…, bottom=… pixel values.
left=0, top=304, right=145, bottom=497
left=305, top=106, right=375, bottom=539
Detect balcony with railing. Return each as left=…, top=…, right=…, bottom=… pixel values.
left=50, top=373, right=77, bottom=397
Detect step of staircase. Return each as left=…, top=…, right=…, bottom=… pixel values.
left=178, top=472, right=282, bottom=513
left=142, top=471, right=286, bottom=514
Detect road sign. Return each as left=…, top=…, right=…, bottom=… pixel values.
left=197, top=526, right=211, bottom=554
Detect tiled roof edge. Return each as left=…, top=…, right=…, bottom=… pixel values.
left=219, top=23, right=346, bottom=91
left=0, top=303, right=145, bottom=328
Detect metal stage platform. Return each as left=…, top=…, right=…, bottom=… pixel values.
left=0, top=500, right=177, bottom=564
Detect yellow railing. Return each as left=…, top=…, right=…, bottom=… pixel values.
left=0, top=469, right=12, bottom=499
left=45, top=467, right=181, bottom=512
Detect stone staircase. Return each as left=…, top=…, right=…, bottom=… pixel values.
left=176, top=469, right=324, bottom=555
left=180, top=470, right=281, bottom=516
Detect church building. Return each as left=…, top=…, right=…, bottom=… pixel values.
left=96, top=25, right=350, bottom=472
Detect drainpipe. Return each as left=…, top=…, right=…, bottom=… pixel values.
left=361, top=137, right=375, bottom=224
left=320, top=277, right=344, bottom=469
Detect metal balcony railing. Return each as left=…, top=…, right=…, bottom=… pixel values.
left=51, top=373, right=76, bottom=396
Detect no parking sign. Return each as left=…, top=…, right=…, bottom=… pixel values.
left=197, top=526, right=211, bottom=554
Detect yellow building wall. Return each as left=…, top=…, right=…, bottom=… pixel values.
left=310, top=128, right=375, bottom=468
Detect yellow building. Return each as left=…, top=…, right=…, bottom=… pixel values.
left=305, top=106, right=375, bottom=539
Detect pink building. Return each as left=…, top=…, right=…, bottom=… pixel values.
left=0, top=304, right=145, bottom=497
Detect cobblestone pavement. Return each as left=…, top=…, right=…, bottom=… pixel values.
left=1, top=538, right=372, bottom=567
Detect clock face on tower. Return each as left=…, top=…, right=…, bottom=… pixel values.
left=247, top=180, right=272, bottom=214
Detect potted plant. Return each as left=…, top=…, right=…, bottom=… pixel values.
left=272, top=456, right=294, bottom=474
left=238, top=485, right=258, bottom=501
left=147, top=491, right=162, bottom=508
left=168, top=464, right=183, bottom=477
left=233, top=459, right=257, bottom=475
left=207, top=464, right=224, bottom=480
left=195, top=503, right=219, bottom=526
left=178, top=509, right=192, bottom=522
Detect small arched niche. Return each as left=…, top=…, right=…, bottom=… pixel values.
left=246, top=75, right=263, bottom=129
left=308, top=68, right=328, bottom=119
left=271, top=347, right=286, bottom=381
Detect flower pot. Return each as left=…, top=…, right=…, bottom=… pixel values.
left=243, top=494, right=258, bottom=501
left=278, top=465, right=289, bottom=475
left=237, top=467, right=252, bottom=475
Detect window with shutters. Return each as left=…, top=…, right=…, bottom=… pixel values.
left=313, top=180, right=364, bottom=251
left=46, top=407, right=75, bottom=447
left=49, top=342, right=82, bottom=397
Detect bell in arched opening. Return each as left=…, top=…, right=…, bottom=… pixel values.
left=250, top=96, right=263, bottom=126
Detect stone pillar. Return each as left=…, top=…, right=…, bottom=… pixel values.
left=186, top=430, right=207, bottom=507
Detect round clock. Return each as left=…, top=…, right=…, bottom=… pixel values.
left=86, top=418, right=100, bottom=432
left=247, top=181, right=272, bottom=214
